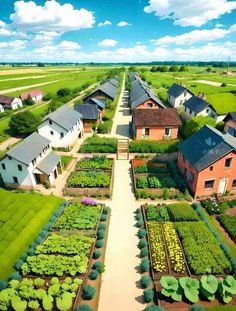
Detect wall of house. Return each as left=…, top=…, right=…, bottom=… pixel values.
left=184, top=106, right=218, bottom=119
left=38, top=119, right=83, bottom=148
left=224, top=120, right=236, bottom=137
left=83, top=120, right=94, bottom=133
left=11, top=98, right=23, bottom=109
left=178, top=151, right=236, bottom=197
left=135, top=98, right=162, bottom=109
left=168, top=91, right=192, bottom=108
left=135, top=125, right=179, bottom=140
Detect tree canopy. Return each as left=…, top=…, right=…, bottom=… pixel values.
left=183, top=115, right=216, bottom=138
left=9, top=111, right=40, bottom=135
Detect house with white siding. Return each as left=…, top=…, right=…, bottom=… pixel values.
left=0, top=132, right=61, bottom=189
left=37, top=105, right=83, bottom=149
left=167, top=83, right=193, bottom=108
left=0, top=95, right=23, bottom=110
left=0, top=104, right=4, bottom=113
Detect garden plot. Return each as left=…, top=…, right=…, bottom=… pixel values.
left=64, top=156, right=114, bottom=198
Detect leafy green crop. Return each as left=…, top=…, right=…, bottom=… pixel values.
left=146, top=205, right=170, bottom=222
left=68, top=171, right=110, bottom=188
left=218, top=215, right=236, bottom=243
left=168, top=203, right=199, bottom=221
left=76, top=156, right=112, bottom=170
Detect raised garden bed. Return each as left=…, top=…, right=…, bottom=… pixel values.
left=217, top=215, right=236, bottom=243
left=64, top=157, right=114, bottom=198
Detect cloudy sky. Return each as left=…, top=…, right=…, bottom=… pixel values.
left=0, top=0, right=236, bottom=62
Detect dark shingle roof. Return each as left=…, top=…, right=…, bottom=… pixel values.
left=74, top=104, right=99, bottom=120
left=133, top=108, right=182, bottom=126
left=168, top=83, right=192, bottom=98
left=86, top=98, right=105, bottom=109
left=36, top=151, right=60, bottom=175
left=178, top=125, right=236, bottom=171
left=7, top=133, right=51, bottom=165
left=0, top=95, right=15, bottom=105
left=42, top=105, right=82, bottom=131
left=184, top=96, right=211, bottom=114
left=223, top=112, right=236, bottom=123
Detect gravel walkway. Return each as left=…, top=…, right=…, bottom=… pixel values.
left=0, top=80, right=59, bottom=95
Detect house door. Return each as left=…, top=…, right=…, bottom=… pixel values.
left=54, top=169, right=58, bottom=179
left=218, top=178, right=228, bottom=194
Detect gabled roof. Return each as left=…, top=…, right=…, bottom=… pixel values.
left=86, top=98, right=105, bottom=109
left=102, top=78, right=119, bottom=88
left=178, top=125, right=236, bottom=172
left=6, top=132, right=51, bottom=165
left=36, top=151, right=60, bottom=175
left=42, top=105, right=82, bottom=131
left=133, top=108, right=181, bottom=126
left=168, top=83, right=193, bottom=98
left=98, top=81, right=118, bottom=99
left=74, top=104, right=99, bottom=120
left=21, top=90, right=43, bottom=100
left=223, top=112, right=236, bottom=123
left=0, top=95, right=15, bottom=105
left=183, top=96, right=213, bottom=114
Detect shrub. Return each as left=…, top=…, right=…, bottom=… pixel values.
left=140, top=247, right=148, bottom=258
left=79, top=135, right=117, bottom=153
left=138, top=239, right=148, bottom=249
left=144, top=307, right=165, bottom=311
left=93, top=250, right=102, bottom=259
left=138, top=229, right=146, bottom=239
left=0, top=280, right=7, bottom=290
left=143, top=289, right=154, bottom=303
left=98, top=223, right=106, bottom=230
left=136, top=219, right=144, bottom=228
left=97, top=123, right=109, bottom=134
left=82, top=285, right=96, bottom=300
left=140, top=275, right=152, bottom=288
left=97, top=229, right=105, bottom=239
left=57, top=88, right=71, bottom=97
left=100, top=214, right=107, bottom=222
left=75, top=305, right=93, bottom=311
left=102, top=206, right=110, bottom=215
left=8, top=272, right=21, bottom=281
left=92, top=261, right=105, bottom=273
left=140, top=258, right=150, bottom=273
left=129, top=140, right=179, bottom=153
left=89, top=269, right=99, bottom=280
left=189, top=306, right=206, bottom=311
left=96, top=239, right=104, bottom=248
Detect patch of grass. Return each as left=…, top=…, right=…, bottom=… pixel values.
left=206, top=306, right=236, bottom=311
left=61, top=155, right=73, bottom=168
left=207, top=93, right=236, bottom=114
left=0, top=188, right=63, bottom=280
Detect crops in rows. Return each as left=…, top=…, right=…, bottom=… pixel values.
left=76, top=156, right=112, bottom=170
left=67, top=171, right=110, bottom=188
left=175, top=221, right=232, bottom=275
left=218, top=215, right=236, bottom=243
left=146, top=205, right=170, bottom=222
left=167, top=203, right=199, bottom=221
left=136, top=176, right=176, bottom=189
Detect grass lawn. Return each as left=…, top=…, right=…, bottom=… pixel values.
left=61, top=155, right=73, bottom=168
left=206, top=306, right=236, bottom=311
left=0, top=188, right=63, bottom=280
left=207, top=92, right=236, bottom=114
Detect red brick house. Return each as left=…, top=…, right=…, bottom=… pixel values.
left=132, top=108, right=181, bottom=140
left=223, top=112, right=236, bottom=138
left=178, top=125, right=236, bottom=198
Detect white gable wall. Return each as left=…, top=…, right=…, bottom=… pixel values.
left=168, top=91, right=192, bottom=108
left=38, top=119, right=83, bottom=148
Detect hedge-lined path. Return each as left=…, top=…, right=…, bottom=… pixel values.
left=98, top=160, right=144, bottom=311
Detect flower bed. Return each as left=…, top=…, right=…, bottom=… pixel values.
left=218, top=215, right=236, bottom=243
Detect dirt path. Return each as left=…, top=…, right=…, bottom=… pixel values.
left=193, top=79, right=236, bottom=87
left=0, top=75, right=50, bottom=82
left=98, top=160, right=144, bottom=311
left=0, top=79, right=60, bottom=95
left=0, top=137, right=20, bottom=152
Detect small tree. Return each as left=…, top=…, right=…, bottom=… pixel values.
left=9, top=111, right=40, bottom=135
left=206, top=67, right=212, bottom=73
left=169, top=65, right=179, bottom=72
left=23, top=95, right=34, bottom=106
left=57, top=88, right=71, bottom=97
left=183, top=116, right=216, bottom=138
left=179, top=65, right=188, bottom=72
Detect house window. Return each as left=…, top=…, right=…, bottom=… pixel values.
left=232, top=179, right=236, bottom=188
left=49, top=120, right=52, bottom=125
left=32, top=158, right=36, bottom=166
left=60, top=133, right=64, bottom=138
left=228, top=127, right=236, bottom=137
left=189, top=172, right=194, bottom=183
left=210, top=166, right=213, bottom=171
left=204, top=180, right=215, bottom=189
left=225, top=158, right=232, bottom=168
left=13, top=176, right=18, bottom=184
left=165, top=128, right=172, bottom=137
left=144, top=128, right=150, bottom=136
left=206, top=108, right=209, bottom=113
left=147, top=103, right=153, bottom=108
left=17, top=164, right=22, bottom=171
left=8, top=156, right=12, bottom=160
left=50, top=130, right=54, bottom=136
left=180, top=100, right=183, bottom=105
left=1, top=163, right=6, bottom=170
left=184, top=92, right=187, bottom=97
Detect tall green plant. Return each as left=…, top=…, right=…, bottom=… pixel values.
left=200, top=275, right=218, bottom=301
left=160, top=276, right=182, bottom=302
left=179, top=277, right=199, bottom=303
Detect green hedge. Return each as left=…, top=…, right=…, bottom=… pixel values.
left=79, top=135, right=117, bottom=153
left=129, top=140, right=179, bottom=153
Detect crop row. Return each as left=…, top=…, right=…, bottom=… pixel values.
left=68, top=171, right=111, bottom=188
left=175, top=221, right=232, bottom=275
left=136, top=176, right=176, bottom=189
left=146, top=205, right=170, bottom=222
left=76, top=156, right=113, bottom=170
left=167, top=203, right=199, bottom=222
left=218, top=215, right=236, bottom=243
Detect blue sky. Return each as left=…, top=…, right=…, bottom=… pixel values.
left=0, top=0, right=236, bottom=62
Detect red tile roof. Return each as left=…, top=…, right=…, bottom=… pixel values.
left=21, top=90, right=43, bottom=100
left=132, top=108, right=182, bottom=126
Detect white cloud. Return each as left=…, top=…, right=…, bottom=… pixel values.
left=59, top=40, right=81, bottom=49
left=98, top=39, right=118, bottom=47
left=216, top=23, right=224, bottom=28
left=10, top=0, right=95, bottom=33
left=0, top=40, right=27, bottom=49
left=98, top=20, right=112, bottom=27
left=117, top=21, right=131, bottom=27
left=144, top=0, right=236, bottom=27
left=32, top=31, right=60, bottom=45
left=151, top=23, right=236, bottom=45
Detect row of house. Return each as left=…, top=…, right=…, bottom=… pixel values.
left=0, top=90, right=43, bottom=112
left=129, top=73, right=181, bottom=140
left=75, top=76, right=119, bottom=132
left=167, top=83, right=226, bottom=122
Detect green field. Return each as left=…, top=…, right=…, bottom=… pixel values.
left=141, top=67, right=236, bottom=115
left=0, top=188, right=63, bottom=280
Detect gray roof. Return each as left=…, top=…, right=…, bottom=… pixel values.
left=74, top=104, right=99, bottom=120
left=0, top=95, right=15, bottom=105
left=42, top=105, right=82, bottom=131
left=7, top=132, right=51, bottom=165
left=223, top=112, right=236, bottom=123
left=168, top=83, right=192, bottom=98
left=36, top=151, right=60, bottom=175
left=178, top=125, right=236, bottom=171
left=84, top=77, right=118, bottom=101
left=184, top=96, right=211, bottom=114
left=86, top=98, right=105, bottom=109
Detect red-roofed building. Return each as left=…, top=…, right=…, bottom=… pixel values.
left=21, top=90, right=43, bottom=102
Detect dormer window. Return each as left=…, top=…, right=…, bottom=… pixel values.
left=147, top=103, right=153, bottom=108
left=49, top=120, right=52, bottom=125
left=8, top=156, right=12, bottom=160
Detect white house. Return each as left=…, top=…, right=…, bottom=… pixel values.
left=21, top=90, right=43, bottom=102
left=37, top=105, right=83, bottom=149
left=0, top=132, right=61, bottom=189
left=0, top=104, right=4, bottom=113
left=183, top=95, right=225, bottom=123
left=0, top=95, right=23, bottom=110
left=167, top=83, right=193, bottom=108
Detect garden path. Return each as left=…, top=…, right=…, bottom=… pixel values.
left=98, top=160, right=144, bottom=311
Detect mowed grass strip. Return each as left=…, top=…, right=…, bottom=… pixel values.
left=0, top=189, right=63, bottom=280
left=207, top=93, right=236, bottom=115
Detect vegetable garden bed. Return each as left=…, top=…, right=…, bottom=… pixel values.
left=64, top=157, right=114, bottom=198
